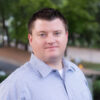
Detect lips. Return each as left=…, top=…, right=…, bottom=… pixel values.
left=45, top=46, right=58, bottom=49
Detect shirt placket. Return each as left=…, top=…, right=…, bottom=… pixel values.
left=63, top=70, right=74, bottom=100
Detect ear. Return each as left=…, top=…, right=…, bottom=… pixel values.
left=28, top=34, right=32, bottom=46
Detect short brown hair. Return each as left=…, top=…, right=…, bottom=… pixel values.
left=28, top=8, right=68, bottom=34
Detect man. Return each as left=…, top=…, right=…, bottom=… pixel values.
left=0, top=8, right=92, bottom=100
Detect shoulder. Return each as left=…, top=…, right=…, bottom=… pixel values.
left=0, top=63, right=27, bottom=99
left=66, top=60, right=82, bottom=72
left=65, top=59, right=80, bottom=71
left=0, top=62, right=37, bottom=99
left=65, top=59, right=87, bottom=81
left=64, top=59, right=89, bottom=87
left=0, top=61, right=36, bottom=89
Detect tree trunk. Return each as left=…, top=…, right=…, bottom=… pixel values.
left=24, top=43, right=28, bottom=51
left=15, top=40, right=18, bottom=48
left=1, top=13, right=10, bottom=46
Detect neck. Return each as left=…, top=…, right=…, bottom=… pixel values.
left=45, top=59, right=63, bottom=70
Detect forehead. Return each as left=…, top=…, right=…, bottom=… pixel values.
left=32, top=18, right=66, bottom=31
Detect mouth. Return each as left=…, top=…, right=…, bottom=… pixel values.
left=45, top=46, right=58, bottom=49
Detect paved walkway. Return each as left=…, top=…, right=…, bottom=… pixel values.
left=67, top=47, right=100, bottom=63
left=0, top=46, right=100, bottom=76
left=0, top=47, right=31, bottom=66
left=0, top=46, right=100, bottom=65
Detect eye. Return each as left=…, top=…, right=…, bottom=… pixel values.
left=39, top=33, right=46, bottom=37
left=54, top=32, right=61, bottom=36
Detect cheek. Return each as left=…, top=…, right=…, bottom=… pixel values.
left=60, top=37, right=67, bottom=49
left=61, top=35, right=67, bottom=44
left=30, top=39, right=37, bottom=51
left=64, top=34, right=68, bottom=45
left=32, top=39, right=44, bottom=50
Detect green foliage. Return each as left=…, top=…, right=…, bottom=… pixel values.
left=0, top=75, right=8, bottom=83
left=9, top=0, right=56, bottom=44
left=60, top=0, right=100, bottom=47
left=0, top=0, right=12, bottom=19
left=82, top=62, right=100, bottom=71
left=93, top=80, right=100, bottom=100
left=0, top=0, right=100, bottom=48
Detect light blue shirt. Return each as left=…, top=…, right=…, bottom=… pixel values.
left=0, top=54, right=92, bottom=100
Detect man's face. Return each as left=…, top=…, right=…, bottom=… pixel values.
left=28, top=18, right=68, bottom=63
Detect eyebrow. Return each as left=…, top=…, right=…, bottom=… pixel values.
left=37, top=31, right=47, bottom=34
left=37, top=30, right=62, bottom=34
left=53, top=30, right=62, bottom=32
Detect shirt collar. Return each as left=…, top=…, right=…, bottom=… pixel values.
left=62, top=57, right=76, bottom=72
left=29, top=54, right=53, bottom=78
left=29, top=54, right=76, bottom=78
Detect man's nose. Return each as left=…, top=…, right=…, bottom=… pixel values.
left=46, top=34, right=56, bottom=44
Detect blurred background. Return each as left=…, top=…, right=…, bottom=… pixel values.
left=0, top=0, right=100, bottom=99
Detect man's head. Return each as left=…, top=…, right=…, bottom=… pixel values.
left=28, top=8, right=68, bottom=64
left=28, top=8, right=68, bottom=34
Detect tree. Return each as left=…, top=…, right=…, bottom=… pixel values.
left=9, top=0, right=56, bottom=50
left=0, top=0, right=12, bottom=46
left=59, top=0, right=99, bottom=47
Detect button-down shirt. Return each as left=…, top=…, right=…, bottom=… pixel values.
left=0, top=54, right=92, bottom=100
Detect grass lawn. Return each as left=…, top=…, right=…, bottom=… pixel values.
left=79, top=62, right=100, bottom=100
left=81, top=62, right=100, bottom=71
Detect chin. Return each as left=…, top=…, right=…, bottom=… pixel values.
left=47, top=54, right=59, bottom=59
